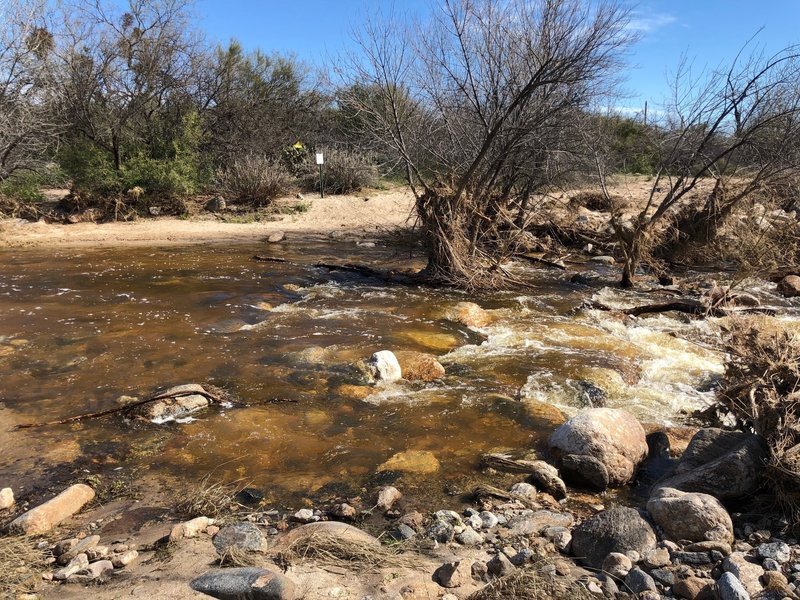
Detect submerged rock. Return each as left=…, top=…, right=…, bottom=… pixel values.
left=128, top=383, right=214, bottom=423
left=647, top=487, right=733, bottom=544
left=548, top=408, right=647, bottom=489
left=571, top=507, right=657, bottom=569
left=437, top=301, right=493, bottom=328
left=10, top=483, right=95, bottom=535
left=378, top=450, right=440, bottom=474
left=190, top=567, right=295, bottom=600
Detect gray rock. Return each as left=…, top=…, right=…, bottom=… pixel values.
left=433, top=561, right=469, bottom=588
left=717, top=572, right=750, bottom=600
left=511, top=548, right=536, bottom=566
left=57, top=534, right=100, bottom=565
left=758, top=541, right=791, bottom=563
left=722, top=552, right=764, bottom=597
left=393, top=524, right=416, bottom=541
left=53, top=554, right=90, bottom=581
left=647, top=487, right=733, bottom=543
left=427, top=521, right=454, bottom=543
left=525, top=461, right=568, bottom=500
left=654, top=428, right=767, bottom=500
left=670, top=551, right=714, bottom=565
left=367, top=351, right=402, bottom=382
left=763, top=558, right=781, bottom=571
left=455, top=526, right=483, bottom=546
left=544, top=526, right=572, bottom=553
left=480, top=511, right=499, bottom=529
left=267, top=231, right=285, bottom=243
left=487, top=553, right=516, bottom=577
left=471, top=561, right=489, bottom=582
left=509, top=482, right=537, bottom=501
left=190, top=567, right=295, bottom=600
left=624, top=567, right=657, bottom=593
left=571, top=507, right=657, bottom=569
left=213, top=523, right=266, bottom=555
left=110, top=549, right=138, bottom=568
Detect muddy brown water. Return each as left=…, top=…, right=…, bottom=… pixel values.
left=0, top=242, right=737, bottom=508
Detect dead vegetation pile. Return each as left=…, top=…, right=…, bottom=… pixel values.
left=467, top=566, right=595, bottom=600
left=175, top=475, right=236, bottom=520
left=275, top=532, right=413, bottom=572
left=719, top=317, right=800, bottom=525
left=0, top=536, right=48, bottom=597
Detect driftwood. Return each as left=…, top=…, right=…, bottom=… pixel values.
left=252, top=255, right=287, bottom=263
left=12, top=384, right=222, bottom=430
left=480, top=453, right=542, bottom=474
left=250, top=255, right=421, bottom=285
left=514, top=253, right=567, bottom=270
left=472, top=484, right=516, bottom=503
left=584, top=299, right=775, bottom=318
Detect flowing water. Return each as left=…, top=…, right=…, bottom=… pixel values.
left=0, top=241, right=792, bottom=507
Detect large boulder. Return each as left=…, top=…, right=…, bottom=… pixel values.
left=653, top=428, right=767, bottom=500
left=10, top=484, right=95, bottom=535
left=647, top=487, right=733, bottom=544
left=190, top=567, right=295, bottom=600
left=778, top=275, right=800, bottom=298
left=571, top=507, right=657, bottom=569
left=548, top=408, right=648, bottom=488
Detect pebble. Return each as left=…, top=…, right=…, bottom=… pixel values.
left=111, top=549, right=138, bottom=568
left=762, top=557, right=781, bottom=571
left=0, top=487, right=14, bottom=509
left=455, top=526, right=483, bottom=546
left=624, top=567, right=657, bottom=593
left=643, top=547, right=671, bottom=568
left=480, top=511, right=499, bottom=529
left=292, top=508, right=318, bottom=523
left=509, top=482, right=537, bottom=501
left=376, top=486, right=402, bottom=511
left=433, top=561, right=469, bottom=588
left=602, top=552, right=632, bottom=579
left=717, top=571, right=750, bottom=600
left=487, top=553, right=516, bottom=577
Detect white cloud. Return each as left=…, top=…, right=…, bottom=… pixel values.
left=626, top=13, right=677, bottom=34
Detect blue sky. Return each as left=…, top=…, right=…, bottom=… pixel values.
left=196, top=0, right=800, bottom=114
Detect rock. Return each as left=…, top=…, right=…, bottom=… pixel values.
left=393, top=524, right=416, bottom=541
left=111, top=549, right=138, bottom=568
left=0, top=487, right=13, bottom=509
left=213, top=523, right=266, bottom=555
left=647, top=487, right=733, bottom=543
left=525, top=461, right=568, bottom=500
left=778, top=275, right=800, bottom=298
left=717, top=572, right=750, bottom=600
left=10, top=484, right=95, bottom=535
left=544, top=527, right=572, bottom=553
left=602, top=552, right=632, bottom=578
left=205, top=197, right=226, bottom=212
left=548, top=408, right=648, bottom=488
left=589, top=255, right=616, bottom=264
left=190, top=567, right=295, bottom=600
left=624, top=567, right=657, bottom=593
left=331, top=503, right=357, bottom=519
left=85, top=559, right=114, bottom=580
left=455, top=526, right=483, bottom=546
left=480, top=511, right=499, bottom=529
left=757, top=541, right=791, bottom=563
left=560, top=454, right=610, bottom=489
left=378, top=450, right=440, bottom=474
left=684, top=540, right=732, bottom=555
left=471, top=561, right=489, bottom=582
left=722, top=552, right=764, bottom=597
left=670, top=551, right=715, bottom=565
left=509, top=482, right=537, bottom=501
left=427, top=521, right=454, bottom=543
left=367, top=350, right=402, bottom=382
left=57, top=535, right=99, bottom=565
left=654, top=428, right=768, bottom=500
left=275, top=522, right=380, bottom=550
left=53, top=538, right=78, bottom=557
left=487, top=553, right=516, bottom=577
left=86, top=545, right=110, bottom=561
left=131, top=384, right=213, bottom=422
left=267, top=231, right=285, bottom=243
left=433, top=560, right=469, bottom=588
left=376, top=486, right=402, bottom=511
left=570, top=507, right=657, bottom=569
left=643, top=547, right=671, bottom=569
left=673, top=576, right=714, bottom=599
left=394, top=351, right=445, bottom=382
left=438, top=302, right=493, bottom=328
left=170, top=516, right=214, bottom=541
left=53, top=553, right=90, bottom=580
left=507, top=510, right=574, bottom=536
left=292, top=509, right=318, bottom=523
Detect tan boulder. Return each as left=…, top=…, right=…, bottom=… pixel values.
left=9, top=484, right=95, bottom=535
left=438, top=302, right=493, bottom=328
left=395, top=351, right=445, bottom=382
left=378, top=450, right=440, bottom=474
left=778, top=275, right=800, bottom=298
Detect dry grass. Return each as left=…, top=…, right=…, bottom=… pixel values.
left=720, top=317, right=800, bottom=527
left=468, top=566, right=596, bottom=600
left=175, top=475, right=236, bottom=520
left=0, top=536, right=48, bottom=597
left=276, top=532, right=414, bottom=572
left=218, top=545, right=262, bottom=567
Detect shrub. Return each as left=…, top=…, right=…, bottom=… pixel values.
left=57, top=138, right=121, bottom=196
left=0, top=172, right=45, bottom=203
left=303, top=149, right=378, bottom=195
left=218, top=154, right=293, bottom=205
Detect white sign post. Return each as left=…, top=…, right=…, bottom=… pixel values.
left=315, top=153, right=324, bottom=198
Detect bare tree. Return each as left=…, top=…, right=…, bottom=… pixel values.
left=342, top=0, right=633, bottom=288
left=594, top=46, right=800, bottom=287
left=0, top=0, right=63, bottom=180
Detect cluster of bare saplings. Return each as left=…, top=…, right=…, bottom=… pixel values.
left=2, top=0, right=800, bottom=291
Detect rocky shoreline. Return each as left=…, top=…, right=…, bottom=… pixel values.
left=1, top=404, right=796, bottom=600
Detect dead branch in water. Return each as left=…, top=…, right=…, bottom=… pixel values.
left=583, top=299, right=775, bottom=318
left=480, top=453, right=543, bottom=474
left=514, top=253, right=568, bottom=271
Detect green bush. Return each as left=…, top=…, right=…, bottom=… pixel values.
left=58, top=139, right=121, bottom=196
left=218, top=154, right=293, bottom=204
left=304, top=149, right=378, bottom=195
left=0, top=172, right=46, bottom=203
